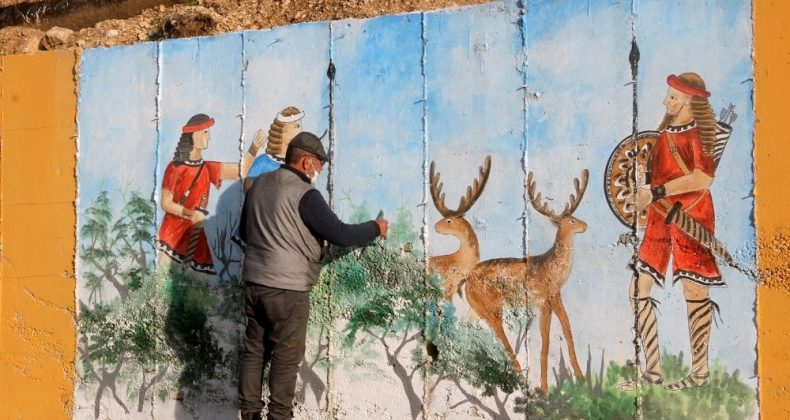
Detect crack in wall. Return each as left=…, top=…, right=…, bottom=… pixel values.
left=153, top=40, right=164, bottom=268
left=418, top=11, right=434, bottom=417
left=627, top=1, right=643, bottom=413
left=517, top=1, right=532, bottom=397
left=240, top=31, right=248, bottom=179
left=325, top=20, right=337, bottom=418
left=22, top=286, right=76, bottom=317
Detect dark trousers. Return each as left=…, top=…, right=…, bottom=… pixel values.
left=238, top=282, right=310, bottom=420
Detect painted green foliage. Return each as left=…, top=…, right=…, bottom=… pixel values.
left=78, top=191, right=227, bottom=416
left=517, top=351, right=754, bottom=419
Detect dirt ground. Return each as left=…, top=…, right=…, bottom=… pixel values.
left=0, top=0, right=489, bottom=56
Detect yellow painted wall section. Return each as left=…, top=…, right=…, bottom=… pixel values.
left=755, top=1, right=790, bottom=418
left=0, top=50, right=78, bottom=420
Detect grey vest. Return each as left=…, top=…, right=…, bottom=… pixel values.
left=242, top=168, right=322, bottom=291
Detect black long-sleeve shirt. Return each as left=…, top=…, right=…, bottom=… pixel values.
left=240, top=165, right=379, bottom=247
left=299, top=189, right=380, bottom=246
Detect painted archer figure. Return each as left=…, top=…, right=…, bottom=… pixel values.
left=157, top=113, right=264, bottom=274
left=620, top=72, right=734, bottom=391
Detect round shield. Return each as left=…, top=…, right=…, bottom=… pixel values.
left=604, top=131, right=659, bottom=228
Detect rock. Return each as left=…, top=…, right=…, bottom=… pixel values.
left=39, top=26, right=73, bottom=50
left=76, top=39, right=86, bottom=47
left=137, top=32, right=148, bottom=41
left=106, top=29, right=119, bottom=37
left=161, top=9, right=218, bottom=39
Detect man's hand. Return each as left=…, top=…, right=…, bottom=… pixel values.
left=375, top=219, right=389, bottom=239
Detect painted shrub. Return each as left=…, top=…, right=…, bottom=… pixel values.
left=74, top=0, right=756, bottom=419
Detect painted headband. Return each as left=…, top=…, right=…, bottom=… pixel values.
left=276, top=111, right=305, bottom=123
left=667, top=74, right=710, bottom=98
left=182, top=118, right=215, bottom=133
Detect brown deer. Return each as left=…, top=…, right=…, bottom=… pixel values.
left=428, top=155, right=491, bottom=301
left=464, top=169, right=589, bottom=392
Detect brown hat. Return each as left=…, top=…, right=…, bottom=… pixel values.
left=288, top=132, right=329, bottom=162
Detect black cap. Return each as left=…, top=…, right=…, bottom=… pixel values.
left=288, top=132, right=329, bottom=162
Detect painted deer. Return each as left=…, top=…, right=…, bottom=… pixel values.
left=464, top=169, right=589, bottom=392
left=428, top=156, right=492, bottom=301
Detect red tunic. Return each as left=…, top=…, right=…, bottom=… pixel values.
left=637, top=124, right=722, bottom=287
left=157, top=160, right=223, bottom=274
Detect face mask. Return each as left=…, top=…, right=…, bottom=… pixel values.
left=309, top=160, right=322, bottom=183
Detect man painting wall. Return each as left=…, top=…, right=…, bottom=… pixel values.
left=237, top=132, right=389, bottom=420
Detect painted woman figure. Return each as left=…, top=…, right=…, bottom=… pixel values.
left=158, top=113, right=264, bottom=274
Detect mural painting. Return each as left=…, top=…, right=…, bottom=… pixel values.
left=73, top=1, right=756, bottom=419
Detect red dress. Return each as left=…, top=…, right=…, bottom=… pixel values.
left=157, top=160, right=223, bottom=274
left=637, top=123, right=722, bottom=287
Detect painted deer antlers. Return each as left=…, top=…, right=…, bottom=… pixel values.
left=527, top=169, right=589, bottom=221
left=430, top=156, right=492, bottom=217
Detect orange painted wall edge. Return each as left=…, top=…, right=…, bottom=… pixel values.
left=754, top=0, right=790, bottom=418
left=0, top=50, right=78, bottom=420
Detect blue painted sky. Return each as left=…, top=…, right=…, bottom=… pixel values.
left=76, top=0, right=756, bottom=393
left=332, top=14, right=424, bottom=236
left=243, top=21, right=330, bottom=196
left=425, top=2, right=527, bottom=260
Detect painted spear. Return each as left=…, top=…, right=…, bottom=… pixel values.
left=628, top=37, right=640, bottom=231
left=626, top=35, right=647, bottom=402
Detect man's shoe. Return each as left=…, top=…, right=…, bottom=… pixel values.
left=240, top=411, right=263, bottom=420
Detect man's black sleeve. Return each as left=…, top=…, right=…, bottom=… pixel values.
left=299, top=190, right=380, bottom=247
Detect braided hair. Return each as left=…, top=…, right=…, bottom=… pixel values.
left=266, top=106, right=302, bottom=157
left=679, top=73, right=717, bottom=156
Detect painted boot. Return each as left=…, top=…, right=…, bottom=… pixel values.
left=665, top=297, right=718, bottom=391
left=617, top=297, right=662, bottom=391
